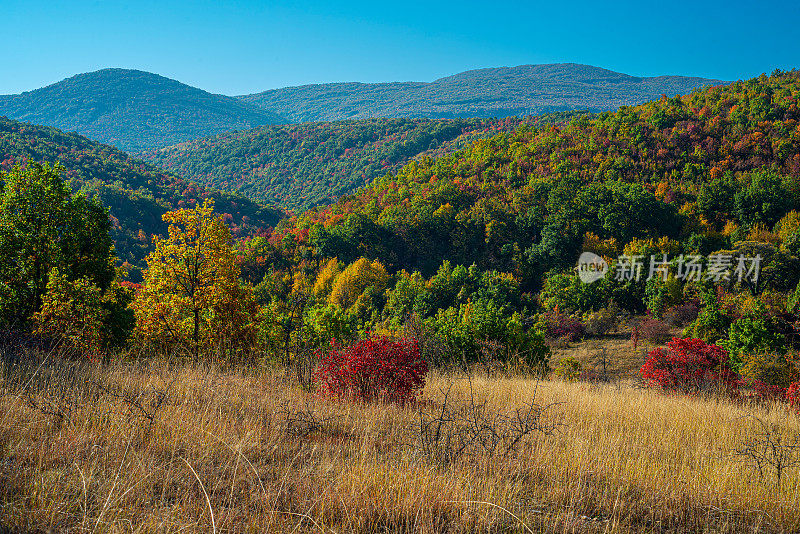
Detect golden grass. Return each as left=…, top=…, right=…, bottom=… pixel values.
left=1, top=356, right=799, bottom=533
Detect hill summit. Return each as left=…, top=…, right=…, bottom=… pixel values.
left=0, top=69, right=287, bottom=152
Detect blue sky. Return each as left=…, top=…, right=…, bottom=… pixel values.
left=2, top=0, right=799, bottom=95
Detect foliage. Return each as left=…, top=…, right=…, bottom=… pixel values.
left=427, top=299, right=549, bottom=368
left=328, top=257, right=389, bottom=311
left=637, top=317, right=673, bottom=345
left=313, top=336, right=427, bottom=404
left=140, top=117, right=542, bottom=212
left=0, top=117, right=284, bottom=273
left=132, top=199, right=258, bottom=359
left=540, top=272, right=606, bottom=312
left=719, top=312, right=788, bottom=371
left=33, top=269, right=134, bottom=356
left=540, top=310, right=585, bottom=341
left=584, top=304, right=622, bottom=336
left=303, top=303, right=358, bottom=348
left=0, top=162, right=115, bottom=326
left=685, top=290, right=733, bottom=343
left=553, top=356, right=582, bottom=381
left=788, top=381, right=800, bottom=413
left=663, top=302, right=699, bottom=327
left=738, top=352, right=799, bottom=390
left=34, top=270, right=104, bottom=355
left=640, top=338, right=738, bottom=393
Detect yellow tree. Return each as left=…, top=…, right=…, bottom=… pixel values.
left=132, top=199, right=257, bottom=359
left=329, top=258, right=389, bottom=310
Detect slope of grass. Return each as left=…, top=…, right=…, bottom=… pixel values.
left=1, top=350, right=798, bottom=533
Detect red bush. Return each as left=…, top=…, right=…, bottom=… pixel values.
left=542, top=311, right=585, bottom=341
left=640, top=338, right=738, bottom=394
left=637, top=317, right=672, bottom=344
left=747, top=380, right=788, bottom=402
left=314, top=336, right=427, bottom=405
left=788, top=381, right=800, bottom=413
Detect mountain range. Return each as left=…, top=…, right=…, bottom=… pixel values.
left=0, top=64, right=724, bottom=152
left=239, top=63, right=725, bottom=122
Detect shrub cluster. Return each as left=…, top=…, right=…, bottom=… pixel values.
left=314, top=336, right=427, bottom=405
left=541, top=310, right=585, bottom=341
left=641, top=338, right=800, bottom=411
left=639, top=337, right=738, bottom=394
left=637, top=317, right=672, bottom=344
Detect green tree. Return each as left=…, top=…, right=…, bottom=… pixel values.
left=0, top=162, right=115, bottom=327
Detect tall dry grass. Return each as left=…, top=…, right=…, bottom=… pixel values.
left=1, top=348, right=799, bottom=533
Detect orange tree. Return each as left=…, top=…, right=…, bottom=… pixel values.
left=132, top=199, right=258, bottom=359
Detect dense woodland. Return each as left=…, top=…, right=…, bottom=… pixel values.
left=0, top=117, right=283, bottom=275
left=138, top=113, right=583, bottom=211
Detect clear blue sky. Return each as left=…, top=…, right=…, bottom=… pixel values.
left=2, top=0, right=799, bottom=95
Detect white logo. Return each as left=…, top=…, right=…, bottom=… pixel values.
left=577, top=252, right=609, bottom=284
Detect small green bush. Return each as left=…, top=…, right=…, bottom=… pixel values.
left=554, top=356, right=582, bottom=381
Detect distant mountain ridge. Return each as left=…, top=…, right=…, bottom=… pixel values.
left=238, top=63, right=725, bottom=122
left=0, top=69, right=287, bottom=152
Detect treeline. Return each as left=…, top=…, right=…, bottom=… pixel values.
left=138, top=114, right=584, bottom=212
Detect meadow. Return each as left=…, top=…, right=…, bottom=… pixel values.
left=2, top=345, right=798, bottom=534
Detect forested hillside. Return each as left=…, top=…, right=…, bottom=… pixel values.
left=0, top=117, right=284, bottom=273
left=0, top=69, right=287, bottom=152
left=137, top=113, right=583, bottom=211
left=239, top=63, right=723, bottom=122
left=276, top=71, right=800, bottom=289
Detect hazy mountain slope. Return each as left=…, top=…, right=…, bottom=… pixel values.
left=239, top=63, right=724, bottom=122
left=0, top=116, right=284, bottom=274
left=137, top=112, right=585, bottom=212
left=0, top=69, right=288, bottom=152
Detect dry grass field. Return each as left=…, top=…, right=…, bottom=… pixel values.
left=1, top=348, right=799, bottom=533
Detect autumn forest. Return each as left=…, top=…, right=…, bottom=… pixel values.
left=1, top=65, right=800, bottom=533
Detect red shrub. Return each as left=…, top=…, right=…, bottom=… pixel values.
left=314, top=336, right=427, bottom=405
left=640, top=338, right=738, bottom=394
left=542, top=311, right=585, bottom=341
left=637, top=317, right=672, bottom=344
left=747, top=380, right=788, bottom=402
left=788, top=381, right=800, bottom=413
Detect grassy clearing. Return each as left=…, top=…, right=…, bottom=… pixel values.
left=1, top=350, right=799, bottom=533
